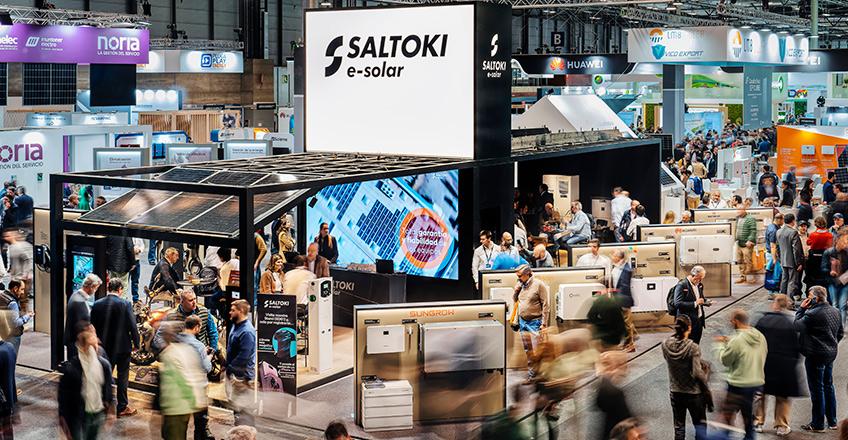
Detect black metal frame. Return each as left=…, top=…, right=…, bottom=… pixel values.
left=48, top=141, right=659, bottom=369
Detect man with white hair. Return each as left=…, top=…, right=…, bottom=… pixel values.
left=563, top=201, right=591, bottom=246
left=672, top=266, right=708, bottom=344
left=64, top=274, right=101, bottom=359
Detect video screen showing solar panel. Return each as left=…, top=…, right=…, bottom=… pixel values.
left=307, top=170, right=459, bottom=279
left=90, top=64, right=136, bottom=106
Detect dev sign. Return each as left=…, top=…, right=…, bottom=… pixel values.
left=304, top=3, right=512, bottom=159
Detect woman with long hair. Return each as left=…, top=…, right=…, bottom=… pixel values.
left=662, top=315, right=709, bottom=440
left=259, top=254, right=285, bottom=294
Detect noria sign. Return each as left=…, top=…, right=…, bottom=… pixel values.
left=0, top=24, right=148, bottom=64
left=304, top=3, right=512, bottom=159
left=627, top=26, right=808, bottom=65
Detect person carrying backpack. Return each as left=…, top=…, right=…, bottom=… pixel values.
left=668, top=266, right=709, bottom=344
left=683, top=170, right=703, bottom=210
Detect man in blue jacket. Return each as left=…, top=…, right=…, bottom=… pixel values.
left=227, top=299, right=256, bottom=426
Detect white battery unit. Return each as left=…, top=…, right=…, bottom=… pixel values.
left=631, top=276, right=678, bottom=312
left=421, top=320, right=505, bottom=373
left=556, top=282, right=606, bottom=320
left=362, top=380, right=413, bottom=432
left=679, top=235, right=734, bottom=265
left=592, top=198, right=611, bottom=222
left=307, top=277, right=333, bottom=374
left=366, top=325, right=406, bottom=354
left=696, top=235, right=735, bottom=264
left=489, top=287, right=515, bottom=317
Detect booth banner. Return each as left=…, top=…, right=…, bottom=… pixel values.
left=115, top=133, right=145, bottom=147
left=628, top=27, right=809, bottom=65
left=26, top=112, right=70, bottom=127
left=0, top=24, right=149, bottom=64
left=166, top=145, right=213, bottom=164
left=512, top=54, right=631, bottom=75
left=776, top=125, right=847, bottom=176
left=277, top=107, right=294, bottom=135
left=224, top=141, right=270, bottom=159
left=71, top=112, right=128, bottom=126
left=743, top=66, right=773, bottom=130
left=138, top=49, right=244, bottom=73
left=256, top=294, right=298, bottom=396
left=305, top=3, right=511, bottom=159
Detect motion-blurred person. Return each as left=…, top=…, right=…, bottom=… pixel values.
left=513, top=265, right=549, bottom=379
left=531, top=244, right=554, bottom=268
left=610, top=250, right=636, bottom=352
left=0, top=332, right=13, bottom=439
left=150, top=247, right=182, bottom=294
left=595, top=351, right=632, bottom=440
left=0, top=280, right=32, bottom=355
left=777, top=213, right=805, bottom=301
left=90, top=279, right=139, bottom=418
left=283, top=255, right=316, bottom=304
left=324, top=420, right=352, bottom=440
left=306, top=242, right=330, bottom=278
left=576, top=239, right=611, bottom=274
left=472, top=230, right=499, bottom=288
left=64, top=274, right=101, bottom=360
left=610, top=418, right=646, bottom=440
left=587, top=289, right=627, bottom=351
left=672, top=266, right=708, bottom=344
left=663, top=315, right=708, bottom=440
left=104, top=234, right=135, bottom=302
left=734, top=207, right=758, bottom=284
left=226, top=299, right=256, bottom=426
left=480, top=384, right=530, bottom=440
left=315, top=222, right=338, bottom=264
left=252, top=229, right=267, bottom=294
left=796, top=286, right=843, bottom=432
left=259, top=254, right=285, bottom=294
left=3, top=230, right=31, bottom=311
left=158, top=321, right=208, bottom=440
left=713, top=309, right=767, bottom=440
left=58, top=323, right=113, bottom=440
left=753, top=294, right=802, bottom=436
left=226, top=426, right=257, bottom=440
left=827, top=235, right=848, bottom=323
left=179, top=315, right=213, bottom=440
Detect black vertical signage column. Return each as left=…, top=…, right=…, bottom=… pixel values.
left=256, top=294, right=298, bottom=395
left=472, top=3, right=513, bottom=260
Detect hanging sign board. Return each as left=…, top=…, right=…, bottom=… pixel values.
left=0, top=24, right=149, bottom=64
left=305, top=3, right=511, bottom=159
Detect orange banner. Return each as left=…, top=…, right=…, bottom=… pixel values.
left=776, top=125, right=846, bottom=178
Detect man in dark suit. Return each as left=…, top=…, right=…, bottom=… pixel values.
left=611, top=250, right=636, bottom=352
left=149, top=247, right=181, bottom=294
left=777, top=213, right=805, bottom=301
left=704, top=151, right=718, bottom=180
left=90, top=279, right=139, bottom=418
left=64, top=273, right=101, bottom=360
left=673, top=266, right=708, bottom=344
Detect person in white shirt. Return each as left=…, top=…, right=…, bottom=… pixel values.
left=472, top=230, right=500, bottom=288
left=282, top=255, right=316, bottom=305
left=626, top=205, right=651, bottom=240
left=707, top=190, right=728, bottom=209
left=576, top=239, right=612, bottom=274
left=204, top=246, right=223, bottom=269
left=130, top=238, right=145, bottom=304
left=610, top=187, right=632, bottom=231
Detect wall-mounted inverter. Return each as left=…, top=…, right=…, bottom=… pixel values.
left=631, top=276, right=678, bottom=313
left=679, top=235, right=735, bottom=265
left=421, top=320, right=505, bottom=373
left=556, top=282, right=606, bottom=320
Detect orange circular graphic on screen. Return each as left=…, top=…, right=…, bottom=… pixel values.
left=399, top=208, right=451, bottom=270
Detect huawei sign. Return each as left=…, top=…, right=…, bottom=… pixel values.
left=549, top=57, right=565, bottom=71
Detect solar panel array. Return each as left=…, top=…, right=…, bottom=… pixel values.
left=834, top=167, right=848, bottom=185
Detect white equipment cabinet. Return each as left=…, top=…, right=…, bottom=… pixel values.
left=361, top=380, right=413, bottom=431
left=543, top=174, right=580, bottom=215
left=366, top=325, right=406, bottom=354
left=421, top=320, right=505, bottom=373
left=307, top=277, right=333, bottom=373
left=592, top=197, right=611, bottom=222
left=556, top=282, right=606, bottom=320
left=679, top=235, right=734, bottom=265
left=489, top=287, right=515, bottom=317
left=631, top=276, right=678, bottom=312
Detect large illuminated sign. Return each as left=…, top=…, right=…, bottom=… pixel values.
left=138, top=49, right=244, bottom=73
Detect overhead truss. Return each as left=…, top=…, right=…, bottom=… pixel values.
left=0, top=6, right=148, bottom=28
left=150, top=38, right=245, bottom=51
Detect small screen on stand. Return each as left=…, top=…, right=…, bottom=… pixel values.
left=71, top=251, right=95, bottom=292
left=152, top=144, right=166, bottom=160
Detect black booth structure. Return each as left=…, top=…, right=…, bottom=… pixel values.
left=47, top=137, right=661, bottom=371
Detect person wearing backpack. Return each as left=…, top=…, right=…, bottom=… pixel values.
left=670, top=266, right=708, bottom=344
left=683, top=170, right=703, bottom=210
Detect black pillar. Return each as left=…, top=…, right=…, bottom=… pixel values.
left=238, top=189, right=256, bottom=312
left=208, top=0, right=215, bottom=40
left=240, top=0, right=265, bottom=59
left=48, top=174, right=65, bottom=369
